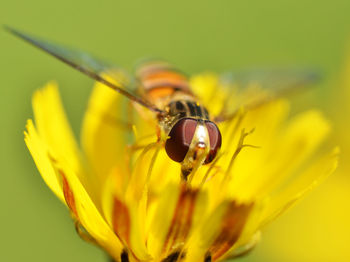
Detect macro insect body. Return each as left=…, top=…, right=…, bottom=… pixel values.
left=6, top=26, right=317, bottom=180
left=136, top=61, right=222, bottom=178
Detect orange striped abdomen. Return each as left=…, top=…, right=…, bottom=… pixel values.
left=136, top=61, right=194, bottom=105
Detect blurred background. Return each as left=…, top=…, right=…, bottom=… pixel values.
left=1, top=0, right=350, bottom=261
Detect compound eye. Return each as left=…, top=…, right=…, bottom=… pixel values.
left=204, top=121, right=222, bottom=164
left=165, top=118, right=198, bottom=162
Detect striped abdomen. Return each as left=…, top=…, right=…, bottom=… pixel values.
left=136, top=61, right=194, bottom=107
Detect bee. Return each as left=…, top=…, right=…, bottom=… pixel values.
left=6, top=26, right=318, bottom=180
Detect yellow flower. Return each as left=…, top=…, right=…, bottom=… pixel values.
left=24, top=74, right=337, bottom=262
left=251, top=52, right=350, bottom=262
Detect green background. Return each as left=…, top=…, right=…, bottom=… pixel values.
left=1, top=0, right=349, bottom=261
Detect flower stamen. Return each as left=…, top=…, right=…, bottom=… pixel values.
left=145, top=144, right=161, bottom=185
left=222, top=128, right=259, bottom=185
left=223, top=109, right=246, bottom=140
left=199, top=152, right=225, bottom=188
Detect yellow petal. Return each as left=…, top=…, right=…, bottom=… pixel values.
left=25, top=114, right=123, bottom=260
left=225, top=231, right=261, bottom=259
left=102, top=168, right=151, bottom=260
left=230, top=110, right=331, bottom=201
left=32, top=82, right=84, bottom=182
left=147, top=184, right=208, bottom=260
left=147, top=184, right=180, bottom=259
left=105, top=197, right=150, bottom=260
left=81, top=80, right=131, bottom=183
left=184, top=200, right=253, bottom=262
left=184, top=201, right=228, bottom=262
left=222, top=203, right=265, bottom=260
left=260, top=147, right=339, bottom=227
left=24, top=119, right=65, bottom=202
left=53, top=157, right=124, bottom=260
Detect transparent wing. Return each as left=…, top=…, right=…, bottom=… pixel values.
left=214, top=69, right=320, bottom=122
left=5, top=26, right=163, bottom=113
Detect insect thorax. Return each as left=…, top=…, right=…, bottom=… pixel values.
left=160, top=100, right=210, bottom=135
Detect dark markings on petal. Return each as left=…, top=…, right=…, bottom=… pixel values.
left=47, top=152, right=58, bottom=163
left=120, top=250, right=129, bottom=262
left=209, top=202, right=253, bottom=261
left=161, top=251, right=211, bottom=262
left=112, top=198, right=131, bottom=245
left=162, top=186, right=199, bottom=255
left=204, top=252, right=212, bottom=262
left=59, top=170, right=79, bottom=218
left=161, top=251, right=185, bottom=262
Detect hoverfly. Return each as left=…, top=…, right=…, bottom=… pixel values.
left=6, top=26, right=318, bottom=180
